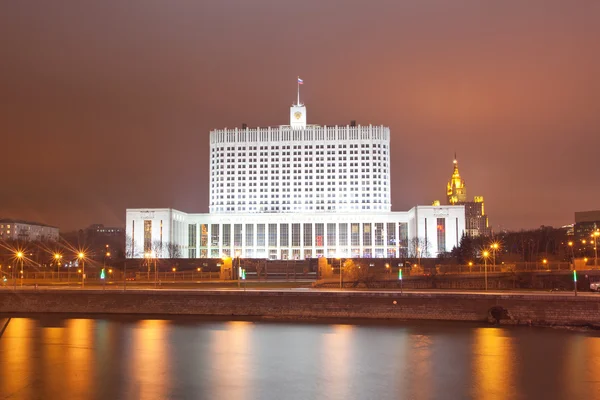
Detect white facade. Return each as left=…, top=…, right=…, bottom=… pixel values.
left=209, top=124, right=391, bottom=214
left=126, top=91, right=466, bottom=259
left=0, top=219, right=59, bottom=242
left=126, top=206, right=465, bottom=260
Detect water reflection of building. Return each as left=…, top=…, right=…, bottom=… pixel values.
left=125, top=85, right=466, bottom=259
left=442, top=157, right=491, bottom=238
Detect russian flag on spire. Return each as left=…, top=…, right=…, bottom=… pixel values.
left=298, top=77, right=304, bottom=84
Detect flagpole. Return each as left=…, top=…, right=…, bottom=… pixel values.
left=297, top=76, right=300, bottom=106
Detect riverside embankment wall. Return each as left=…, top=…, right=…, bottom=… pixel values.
left=2, top=290, right=600, bottom=326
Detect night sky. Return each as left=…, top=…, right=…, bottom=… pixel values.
left=1, top=1, right=599, bottom=232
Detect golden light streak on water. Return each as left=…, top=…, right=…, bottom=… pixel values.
left=65, top=318, right=95, bottom=399
left=208, top=320, right=254, bottom=400
left=128, top=319, right=171, bottom=400
left=0, top=318, right=35, bottom=399
left=41, top=326, right=65, bottom=398
left=320, top=324, right=354, bottom=400
left=472, top=327, right=515, bottom=400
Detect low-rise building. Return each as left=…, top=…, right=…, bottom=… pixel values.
left=0, top=219, right=59, bottom=242
left=574, top=210, right=600, bottom=242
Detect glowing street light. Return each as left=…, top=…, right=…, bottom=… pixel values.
left=16, top=251, right=24, bottom=287
left=336, top=257, right=343, bottom=289
left=568, top=241, right=575, bottom=265
left=78, top=252, right=86, bottom=288
left=482, top=250, right=490, bottom=291
left=54, top=253, right=62, bottom=281
left=490, top=243, right=499, bottom=267
left=592, top=231, right=600, bottom=268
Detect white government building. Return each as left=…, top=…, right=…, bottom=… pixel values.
left=126, top=84, right=465, bottom=260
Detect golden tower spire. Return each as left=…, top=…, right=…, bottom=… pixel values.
left=447, top=155, right=467, bottom=204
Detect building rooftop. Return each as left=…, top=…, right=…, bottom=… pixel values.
left=0, top=218, right=58, bottom=229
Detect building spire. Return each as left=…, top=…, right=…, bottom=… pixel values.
left=447, top=155, right=466, bottom=204
left=296, top=77, right=304, bottom=106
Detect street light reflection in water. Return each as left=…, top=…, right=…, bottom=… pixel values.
left=1, top=317, right=600, bottom=399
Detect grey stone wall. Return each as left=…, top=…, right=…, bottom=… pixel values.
left=2, top=290, right=600, bottom=326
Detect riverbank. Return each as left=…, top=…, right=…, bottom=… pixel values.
left=1, top=289, right=600, bottom=327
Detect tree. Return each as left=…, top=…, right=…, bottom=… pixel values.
left=151, top=240, right=164, bottom=258
left=125, top=234, right=139, bottom=258
left=165, top=242, right=181, bottom=258
left=454, top=233, right=475, bottom=265
left=408, top=237, right=431, bottom=258
left=342, top=259, right=369, bottom=282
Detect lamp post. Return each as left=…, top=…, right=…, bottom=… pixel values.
left=16, top=251, right=24, bottom=287
left=235, top=251, right=242, bottom=289
left=490, top=243, right=499, bottom=269
left=568, top=241, right=574, bottom=268
left=336, top=257, right=342, bottom=289
left=593, top=231, right=599, bottom=268
left=385, top=263, right=390, bottom=280
left=78, top=252, right=85, bottom=288
left=482, top=250, right=490, bottom=291
left=54, top=253, right=62, bottom=281
left=144, top=252, right=151, bottom=280
left=153, top=253, right=158, bottom=288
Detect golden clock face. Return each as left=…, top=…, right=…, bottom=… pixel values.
left=294, top=111, right=302, bottom=120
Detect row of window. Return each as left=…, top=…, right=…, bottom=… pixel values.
left=186, top=222, right=408, bottom=248
left=213, top=143, right=388, bottom=152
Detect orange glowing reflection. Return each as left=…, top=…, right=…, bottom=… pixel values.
left=322, top=324, right=354, bottom=400
left=42, top=326, right=65, bottom=397
left=209, top=320, right=254, bottom=400
left=0, top=318, right=35, bottom=398
left=128, top=319, right=171, bottom=399
left=472, top=328, right=515, bottom=400
left=66, top=319, right=95, bottom=398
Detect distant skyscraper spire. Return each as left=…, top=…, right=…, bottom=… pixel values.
left=447, top=155, right=467, bottom=204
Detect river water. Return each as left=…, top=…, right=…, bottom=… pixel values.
left=1, top=316, right=599, bottom=400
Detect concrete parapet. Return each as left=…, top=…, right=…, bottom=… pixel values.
left=1, top=290, right=600, bottom=327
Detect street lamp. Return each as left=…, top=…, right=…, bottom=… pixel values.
left=78, top=252, right=85, bottom=288
left=568, top=241, right=574, bottom=266
left=144, top=252, right=151, bottom=280
left=490, top=243, right=499, bottom=267
left=235, top=251, right=242, bottom=289
left=482, top=250, right=490, bottom=291
left=336, top=257, right=342, bottom=289
left=593, top=231, right=600, bottom=268
left=54, top=253, right=62, bottom=281
left=16, top=251, right=24, bottom=287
